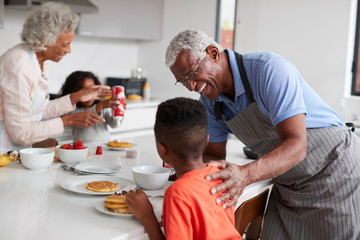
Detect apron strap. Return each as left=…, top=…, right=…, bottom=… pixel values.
left=214, top=101, right=223, bottom=121
left=214, top=51, right=254, bottom=120
left=234, top=52, right=255, bottom=103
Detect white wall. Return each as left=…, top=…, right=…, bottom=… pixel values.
left=137, top=0, right=217, bottom=101
left=234, top=0, right=351, bottom=116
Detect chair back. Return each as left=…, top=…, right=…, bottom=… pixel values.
left=234, top=189, right=270, bottom=240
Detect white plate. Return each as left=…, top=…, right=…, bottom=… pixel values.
left=104, top=142, right=138, bottom=151
left=74, top=169, right=118, bottom=175
left=75, top=162, right=122, bottom=174
left=60, top=175, right=136, bottom=195
left=94, top=199, right=133, bottom=217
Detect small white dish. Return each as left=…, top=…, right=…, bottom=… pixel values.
left=74, top=169, right=118, bottom=175
left=94, top=199, right=133, bottom=217
left=74, top=162, right=122, bottom=174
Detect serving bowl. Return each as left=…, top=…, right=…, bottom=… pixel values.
left=132, top=165, right=170, bottom=190
left=56, top=145, right=88, bottom=165
left=20, top=148, right=55, bottom=170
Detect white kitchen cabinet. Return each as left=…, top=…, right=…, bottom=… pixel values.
left=77, top=0, right=164, bottom=40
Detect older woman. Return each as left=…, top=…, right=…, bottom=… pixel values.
left=0, top=2, right=110, bottom=154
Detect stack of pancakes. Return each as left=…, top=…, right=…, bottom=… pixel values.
left=85, top=181, right=118, bottom=192
left=104, top=194, right=132, bottom=214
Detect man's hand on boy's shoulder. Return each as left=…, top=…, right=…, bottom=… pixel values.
left=206, top=160, right=248, bottom=209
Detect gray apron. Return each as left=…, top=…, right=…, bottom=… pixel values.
left=214, top=52, right=360, bottom=240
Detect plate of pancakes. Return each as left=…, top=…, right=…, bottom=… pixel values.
left=105, top=140, right=138, bottom=151
left=94, top=194, right=133, bottom=217
left=60, top=175, right=136, bottom=195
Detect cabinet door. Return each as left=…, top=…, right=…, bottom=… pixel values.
left=77, top=0, right=164, bottom=40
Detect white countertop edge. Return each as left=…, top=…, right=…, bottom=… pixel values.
left=109, top=228, right=146, bottom=240
left=126, top=100, right=160, bottom=109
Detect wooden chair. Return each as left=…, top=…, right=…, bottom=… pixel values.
left=234, top=189, right=270, bottom=240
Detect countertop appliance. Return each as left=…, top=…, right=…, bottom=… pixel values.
left=106, top=77, right=146, bottom=97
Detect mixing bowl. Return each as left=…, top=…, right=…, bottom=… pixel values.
left=20, top=148, right=55, bottom=170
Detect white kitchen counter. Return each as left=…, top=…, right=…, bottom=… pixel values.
left=0, top=132, right=271, bottom=240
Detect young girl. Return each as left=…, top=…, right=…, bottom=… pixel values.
left=58, top=71, right=123, bottom=143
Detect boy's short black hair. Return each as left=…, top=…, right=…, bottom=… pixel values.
left=154, top=97, right=208, bottom=160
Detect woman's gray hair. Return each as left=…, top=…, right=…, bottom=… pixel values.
left=21, top=2, right=79, bottom=52
left=165, top=29, right=223, bottom=67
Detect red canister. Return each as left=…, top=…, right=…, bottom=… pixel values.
left=112, top=86, right=125, bottom=121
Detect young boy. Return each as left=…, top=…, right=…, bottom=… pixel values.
left=125, top=97, right=242, bottom=240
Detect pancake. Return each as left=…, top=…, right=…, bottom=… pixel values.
left=104, top=194, right=132, bottom=214
left=127, top=94, right=142, bottom=101
left=104, top=201, right=128, bottom=209
left=85, top=181, right=118, bottom=192
left=105, top=194, right=126, bottom=203
left=107, top=141, right=134, bottom=148
left=107, top=207, right=132, bottom=214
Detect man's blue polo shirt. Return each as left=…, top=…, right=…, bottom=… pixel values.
left=200, top=49, right=345, bottom=143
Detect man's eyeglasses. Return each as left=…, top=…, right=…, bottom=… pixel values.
left=175, top=57, right=204, bottom=87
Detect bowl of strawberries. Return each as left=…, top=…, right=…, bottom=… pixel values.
left=56, top=141, right=88, bottom=165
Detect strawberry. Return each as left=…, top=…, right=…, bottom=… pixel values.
left=96, top=146, right=103, bottom=155
left=73, top=141, right=84, bottom=149
left=61, top=144, right=72, bottom=149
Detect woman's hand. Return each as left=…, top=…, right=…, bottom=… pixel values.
left=125, top=189, right=154, bottom=221
left=61, top=111, right=105, bottom=128
left=206, top=160, right=250, bottom=209
left=70, top=85, right=111, bottom=105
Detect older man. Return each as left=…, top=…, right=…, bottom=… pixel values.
left=165, top=29, right=360, bottom=240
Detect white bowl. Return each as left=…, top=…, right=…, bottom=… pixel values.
left=132, top=165, right=170, bottom=190
left=20, top=148, right=55, bottom=170
left=56, top=145, right=88, bottom=165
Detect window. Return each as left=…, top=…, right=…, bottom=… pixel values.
left=351, top=0, right=360, bottom=95
left=215, top=0, right=237, bottom=50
